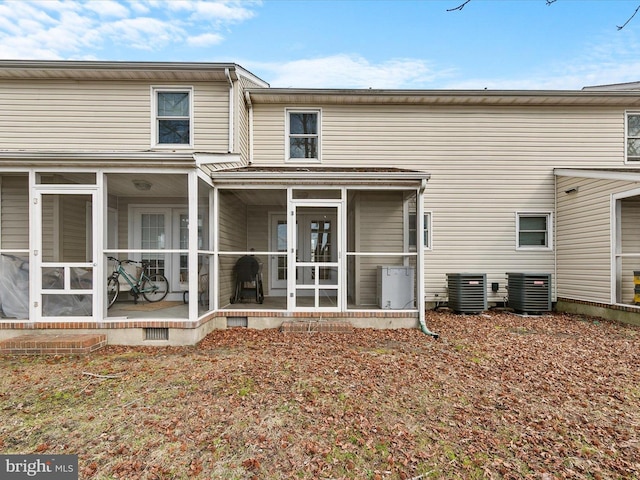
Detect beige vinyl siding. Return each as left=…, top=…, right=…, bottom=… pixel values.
left=0, top=175, right=29, bottom=249
left=252, top=104, right=626, bottom=302
left=0, top=80, right=229, bottom=152
left=556, top=175, right=639, bottom=304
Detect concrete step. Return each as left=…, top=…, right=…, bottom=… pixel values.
left=0, top=333, right=107, bottom=355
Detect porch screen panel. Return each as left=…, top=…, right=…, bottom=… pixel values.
left=40, top=193, right=94, bottom=317
left=141, top=213, right=166, bottom=276
left=1, top=174, right=29, bottom=249
left=349, top=191, right=405, bottom=253
left=310, top=218, right=333, bottom=280
left=40, top=194, right=92, bottom=263
left=0, top=175, right=30, bottom=320
left=276, top=219, right=287, bottom=282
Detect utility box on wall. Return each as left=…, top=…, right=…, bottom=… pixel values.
left=377, top=266, right=415, bottom=309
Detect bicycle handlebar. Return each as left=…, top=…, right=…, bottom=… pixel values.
left=107, top=256, right=139, bottom=264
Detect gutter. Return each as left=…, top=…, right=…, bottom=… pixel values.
left=245, top=91, right=254, bottom=164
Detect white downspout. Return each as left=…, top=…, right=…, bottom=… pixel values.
left=225, top=68, right=234, bottom=153
left=245, top=91, right=254, bottom=164
left=418, top=178, right=438, bottom=338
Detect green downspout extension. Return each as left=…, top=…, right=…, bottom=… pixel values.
left=419, top=311, right=439, bottom=339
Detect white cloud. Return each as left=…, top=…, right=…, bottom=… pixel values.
left=99, top=17, right=185, bottom=50
left=83, top=0, right=130, bottom=19
left=187, top=32, right=224, bottom=47
left=191, top=0, right=258, bottom=22
left=445, top=32, right=640, bottom=91
left=0, top=0, right=261, bottom=59
left=251, top=54, right=454, bottom=89
left=166, top=0, right=259, bottom=22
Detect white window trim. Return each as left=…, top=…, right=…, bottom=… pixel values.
left=516, top=211, right=553, bottom=250
left=285, top=108, right=321, bottom=163
left=151, top=86, right=194, bottom=149
left=625, top=111, right=640, bottom=163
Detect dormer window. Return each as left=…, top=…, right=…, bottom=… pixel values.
left=152, top=87, right=193, bottom=147
left=286, top=109, right=320, bottom=162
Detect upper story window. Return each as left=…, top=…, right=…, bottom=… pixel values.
left=152, top=87, right=193, bottom=148
left=626, top=112, right=640, bottom=162
left=516, top=212, right=552, bottom=250
left=286, top=109, right=320, bottom=162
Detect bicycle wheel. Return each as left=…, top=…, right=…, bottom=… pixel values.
left=141, top=274, right=169, bottom=302
left=107, top=276, right=120, bottom=308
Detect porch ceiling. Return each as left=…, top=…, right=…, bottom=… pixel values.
left=107, top=173, right=190, bottom=197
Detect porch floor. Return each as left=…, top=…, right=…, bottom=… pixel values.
left=106, top=295, right=394, bottom=320
left=0, top=333, right=107, bottom=355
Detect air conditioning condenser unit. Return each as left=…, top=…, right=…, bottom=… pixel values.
left=507, top=272, right=552, bottom=314
left=447, top=273, right=487, bottom=313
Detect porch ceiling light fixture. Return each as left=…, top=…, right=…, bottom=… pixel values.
left=132, top=179, right=152, bottom=191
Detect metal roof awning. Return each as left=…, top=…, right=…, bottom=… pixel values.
left=210, top=166, right=430, bottom=187
left=554, top=167, right=640, bottom=182
left=246, top=88, right=640, bottom=108
left=0, top=60, right=268, bottom=86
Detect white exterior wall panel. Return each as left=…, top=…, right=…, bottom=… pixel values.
left=252, top=104, right=626, bottom=302
left=0, top=80, right=229, bottom=152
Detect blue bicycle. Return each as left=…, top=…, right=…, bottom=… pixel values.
left=107, top=257, right=169, bottom=308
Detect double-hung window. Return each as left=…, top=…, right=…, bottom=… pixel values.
left=286, top=109, right=320, bottom=162
left=626, top=112, right=640, bottom=162
left=408, top=212, right=432, bottom=250
left=153, top=87, right=193, bottom=147
left=516, top=212, right=552, bottom=249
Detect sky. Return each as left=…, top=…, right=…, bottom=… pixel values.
left=1, top=0, right=640, bottom=90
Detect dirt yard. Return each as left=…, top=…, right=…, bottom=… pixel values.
left=1, top=311, right=639, bottom=479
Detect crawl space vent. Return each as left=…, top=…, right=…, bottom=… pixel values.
left=144, top=327, right=169, bottom=341
left=227, top=317, right=248, bottom=328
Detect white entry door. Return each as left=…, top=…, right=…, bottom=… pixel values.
left=34, top=188, right=97, bottom=319
left=132, top=208, right=171, bottom=282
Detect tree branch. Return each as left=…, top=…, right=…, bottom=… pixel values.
left=446, top=0, right=472, bottom=12
left=617, top=4, right=640, bottom=30
left=448, top=1, right=640, bottom=31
